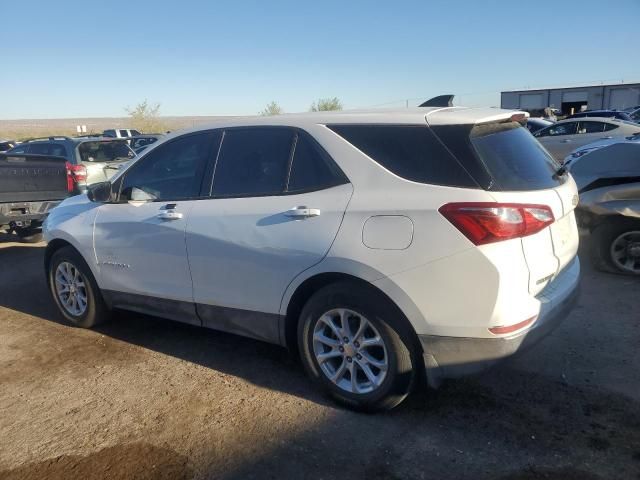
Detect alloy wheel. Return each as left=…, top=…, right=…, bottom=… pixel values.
left=54, top=261, right=88, bottom=316
left=312, top=308, right=388, bottom=394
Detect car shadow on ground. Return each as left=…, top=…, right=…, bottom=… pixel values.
left=1, top=241, right=640, bottom=479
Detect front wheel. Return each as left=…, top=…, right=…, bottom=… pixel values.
left=48, top=246, right=110, bottom=328
left=298, top=282, right=416, bottom=411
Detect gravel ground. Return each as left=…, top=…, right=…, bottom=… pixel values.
left=0, top=235, right=638, bottom=480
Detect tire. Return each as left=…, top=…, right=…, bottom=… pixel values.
left=14, top=227, right=43, bottom=243
left=298, top=281, right=416, bottom=412
left=590, top=218, right=640, bottom=275
left=48, top=246, right=110, bottom=328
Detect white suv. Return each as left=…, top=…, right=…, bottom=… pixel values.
left=43, top=107, right=580, bottom=411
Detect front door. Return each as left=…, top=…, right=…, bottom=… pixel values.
left=93, top=131, right=219, bottom=324
left=186, top=127, right=353, bottom=343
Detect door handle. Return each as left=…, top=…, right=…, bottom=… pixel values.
left=285, top=206, right=321, bottom=218
left=157, top=211, right=183, bottom=220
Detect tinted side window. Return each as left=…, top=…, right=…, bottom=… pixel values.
left=119, top=130, right=129, bottom=137
left=540, top=122, right=578, bottom=137
left=603, top=123, right=619, bottom=132
left=578, top=121, right=605, bottom=134
left=28, top=143, right=51, bottom=154
left=328, top=125, right=476, bottom=187
left=103, top=130, right=116, bottom=138
left=212, top=128, right=294, bottom=197
left=121, top=132, right=217, bottom=201
left=8, top=145, right=27, bottom=154
left=50, top=143, right=68, bottom=157
left=287, top=132, right=347, bottom=192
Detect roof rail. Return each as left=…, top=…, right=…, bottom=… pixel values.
left=419, top=95, right=454, bottom=108
left=24, top=136, right=73, bottom=142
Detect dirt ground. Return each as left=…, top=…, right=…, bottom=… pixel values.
left=0, top=235, right=638, bottom=480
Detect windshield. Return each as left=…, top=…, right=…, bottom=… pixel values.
left=78, top=141, right=135, bottom=162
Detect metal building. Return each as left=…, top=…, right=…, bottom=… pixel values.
left=501, top=82, right=640, bottom=115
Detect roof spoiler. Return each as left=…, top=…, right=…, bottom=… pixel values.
left=419, top=95, right=454, bottom=108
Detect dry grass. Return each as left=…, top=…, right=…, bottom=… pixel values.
left=0, top=116, right=241, bottom=141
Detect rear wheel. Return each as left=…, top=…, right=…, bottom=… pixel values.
left=590, top=219, right=640, bottom=275
left=48, top=246, right=110, bottom=327
left=298, top=281, right=416, bottom=411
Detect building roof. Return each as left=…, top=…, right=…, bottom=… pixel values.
left=502, top=81, right=640, bottom=94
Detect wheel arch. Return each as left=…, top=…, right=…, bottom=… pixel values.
left=282, top=272, right=423, bottom=360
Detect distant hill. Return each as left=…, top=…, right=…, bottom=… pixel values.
left=0, top=116, right=243, bottom=140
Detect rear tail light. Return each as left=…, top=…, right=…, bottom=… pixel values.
left=65, top=162, right=87, bottom=192
left=439, top=202, right=554, bottom=245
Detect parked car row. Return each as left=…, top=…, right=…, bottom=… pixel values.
left=533, top=117, right=640, bottom=162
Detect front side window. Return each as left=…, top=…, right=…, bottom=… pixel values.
left=8, top=144, right=27, bottom=154
left=287, top=132, right=347, bottom=192
left=212, top=128, right=294, bottom=197
left=121, top=132, right=217, bottom=201
left=578, top=121, right=605, bottom=134
left=119, top=129, right=129, bottom=138
left=103, top=130, right=116, bottom=138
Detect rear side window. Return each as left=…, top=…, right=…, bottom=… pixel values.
left=119, top=129, right=129, bottom=137
left=212, top=128, right=294, bottom=197
left=287, top=132, right=347, bottom=192
left=467, top=122, right=563, bottom=191
left=604, top=123, right=619, bottom=131
left=328, top=125, right=477, bottom=188
left=28, top=143, right=51, bottom=154
left=578, top=121, right=605, bottom=134
left=537, top=122, right=578, bottom=137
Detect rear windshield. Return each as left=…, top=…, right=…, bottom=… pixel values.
left=78, top=141, right=135, bottom=162
left=468, top=122, right=564, bottom=190
left=432, top=121, right=565, bottom=191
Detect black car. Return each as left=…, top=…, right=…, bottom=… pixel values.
left=567, top=110, right=634, bottom=122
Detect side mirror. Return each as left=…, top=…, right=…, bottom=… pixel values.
left=87, top=181, right=113, bottom=203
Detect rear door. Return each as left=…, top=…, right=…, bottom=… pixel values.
left=186, top=127, right=352, bottom=343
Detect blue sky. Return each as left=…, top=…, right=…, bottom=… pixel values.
left=2, top=0, right=638, bottom=119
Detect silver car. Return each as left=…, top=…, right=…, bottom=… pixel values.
left=533, top=117, right=640, bottom=162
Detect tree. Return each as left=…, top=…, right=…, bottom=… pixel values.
left=310, top=97, right=343, bottom=112
left=124, top=100, right=166, bottom=133
left=259, top=101, right=284, bottom=116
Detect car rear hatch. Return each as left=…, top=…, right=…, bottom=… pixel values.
left=428, top=109, right=579, bottom=294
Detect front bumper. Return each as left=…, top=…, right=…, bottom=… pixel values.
left=419, top=256, right=581, bottom=388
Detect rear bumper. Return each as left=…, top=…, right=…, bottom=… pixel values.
left=0, top=200, right=62, bottom=228
left=419, top=255, right=581, bottom=388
